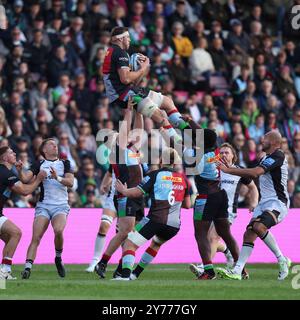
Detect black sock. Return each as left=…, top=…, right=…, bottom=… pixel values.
left=133, top=265, right=144, bottom=278
left=122, top=268, right=131, bottom=278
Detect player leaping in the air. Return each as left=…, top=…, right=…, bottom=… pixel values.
left=216, top=131, right=291, bottom=280
left=102, top=26, right=191, bottom=144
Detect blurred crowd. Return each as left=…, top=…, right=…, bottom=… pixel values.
left=1, top=0, right=300, bottom=208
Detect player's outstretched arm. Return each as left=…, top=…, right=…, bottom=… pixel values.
left=11, top=170, right=47, bottom=196
left=218, top=163, right=264, bottom=179
left=100, top=170, right=112, bottom=194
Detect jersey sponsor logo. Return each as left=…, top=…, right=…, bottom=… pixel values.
left=128, top=153, right=140, bottom=159
left=207, top=154, right=221, bottom=163
left=262, top=157, right=275, bottom=167
left=162, top=176, right=182, bottom=183
left=222, top=179, right=235, bottom=184
left=118, top=57, right=129, bottom=61
left=8, top=176, right=17, bottom=180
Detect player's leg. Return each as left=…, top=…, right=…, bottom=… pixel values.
left=0, top=218, right=22, bottom=278
left=22, top=215, right=50, bottom=279
left=249, top=205, right=290, bottom=280
left=95, top=215, right=135, bottom=278
left=132, top=225, right=178, bottom=280
left=51, top=211, right=68, bottom=278
left=86, top=208, right=116, bottom=272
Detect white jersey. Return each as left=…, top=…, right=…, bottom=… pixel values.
left=30, top=159, right=73, bottom=206
left=258, top=149, right=289, bottom=206
left=220, top=166, right=252, bottom=215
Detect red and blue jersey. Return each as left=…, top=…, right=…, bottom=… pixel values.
left=137, top=167, right=189, bottom=228
left=102, top=44, right=131, bottom=103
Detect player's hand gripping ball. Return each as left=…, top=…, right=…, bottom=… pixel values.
left=129, top=53, right=145, bottom=71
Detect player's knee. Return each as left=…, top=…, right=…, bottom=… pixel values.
left=161, top=95, right=174, bottom=109
left=136, top=96, right=159, bottom=118
left=99, top=223, right=110, bottom=234
left=11, top=227, right=22, bottom=241
left=252, top=222, right=266, bottom=236
left=53, top=227, right=64, bottom=237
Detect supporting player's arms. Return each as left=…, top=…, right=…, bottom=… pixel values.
left=182, top=195, right=191, bottom=209
left=11, top=170, right=47, bottom=196
left=100, top=171, right=112, bottom=194
left=115, top=179, right=143, bottom=198
left=119, top=98, right=134, bottom=149
left=247, top=181, right=259, bottom=211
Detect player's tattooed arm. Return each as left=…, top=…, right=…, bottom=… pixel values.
left=217, top=161, right=265, bottom=179
left=119, top=99, right=133, bottom=149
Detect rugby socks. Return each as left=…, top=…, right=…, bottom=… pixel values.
left=203, top=261, right=215, bottom=276
left=100, top=253, right=111, bottom=265
left=122, top=250, right=135, bottom=278
left=93, top=233, right=106, bottom=260
left=167, top=109, right=189, bottom=130
left=133, top=247, right=158, bottom=278
left=233, top=242, right=254, bottom=275
left=261, top=231, right=285, bottom=262
left=25, top=259, right=33, bottom=270
left=55, top=248, right=63, bottom=258
left=114, top=258, right=123, bottom=275
left=2, top=257, right=12, bottom=273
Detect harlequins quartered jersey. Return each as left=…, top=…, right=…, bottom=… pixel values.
left=137, top=167, right=189, bottom=228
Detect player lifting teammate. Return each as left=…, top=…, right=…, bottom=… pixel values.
left=18, top=138, right=74, bottom=279
left=217, top=131, right=291, bottom=280
left=189, top=143, right=259, bottom=279
left=115, top=147, right=191, bottom=280
left=0, top=146, right=46, bottom=279
left=95, top=98, right=146, bottom=279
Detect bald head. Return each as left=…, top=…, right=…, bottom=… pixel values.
left=262, top=130, right=282, bottom=153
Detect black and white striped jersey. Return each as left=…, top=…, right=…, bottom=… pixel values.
left=220, top=166, right=252, bottom=214
left=30, top=159, right=73, bottom=205
left=258, top=149, right=289, bottom=205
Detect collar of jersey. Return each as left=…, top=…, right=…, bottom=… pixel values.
left=44, top=158, right=59, bottom=162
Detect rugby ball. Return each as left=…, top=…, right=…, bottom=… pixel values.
left=129, top=53, right=142, bottom=71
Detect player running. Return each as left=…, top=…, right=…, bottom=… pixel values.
left=18, top=138, right=74, bottom=279
left=95, top=99, right=145, bottom=279
left=114, top=147, right=191, bottom=280
left=85, top=165, right=117, bottom=272
left=189, top=143, right=259, bottom=279
left=0, top=146, right=46, bottom=280
left=216, top=131, right=291, bottom=280
left=102, top=26, right=191, bottom=144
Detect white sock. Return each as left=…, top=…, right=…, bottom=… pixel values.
left=233, top=242, right=254, bottom=274
left=92, top=233, right=106, bottom=261
left=25, top=259, right=33, bottom=270
left=261, top=231, right=284, bottom=262
left=2, top=257, right=12, bottom=272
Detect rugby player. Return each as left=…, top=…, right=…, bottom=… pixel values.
left=216, top=131, right=291, bottom=280
left=85, top=166, right=117, bottom=272
left=95, top=99, right=145, bottom=279
left=183, top=119, right=240, bottom=280
left=114, top=147, right=191, bottom=280
left=0, top=146, right=46, bottom=279
left=189, top=143, right=259, bottom=279
left=18, top=138, right=74, bottom=279
left=102, top=26, right=190, bottom=143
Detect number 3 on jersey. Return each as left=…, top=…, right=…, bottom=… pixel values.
left=168, top=190, right=175, bottom=205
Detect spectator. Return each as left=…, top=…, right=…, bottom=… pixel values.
left=147, top=31, right=174, bottom=63
left=248, top=114, right=265, bottom=144
left=169, top=54, right=189, bottom=91
left=171, top=22, right=193, bottom=62
left=240, top=97, right=260, bottom=128
left=275, top=65, right=297, bottom=98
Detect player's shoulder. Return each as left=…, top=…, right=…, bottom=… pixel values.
left=0, top=164, right=11, bottom=176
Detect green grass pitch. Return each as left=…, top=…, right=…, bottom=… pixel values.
left=0, top=264, right=299, bottom=300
